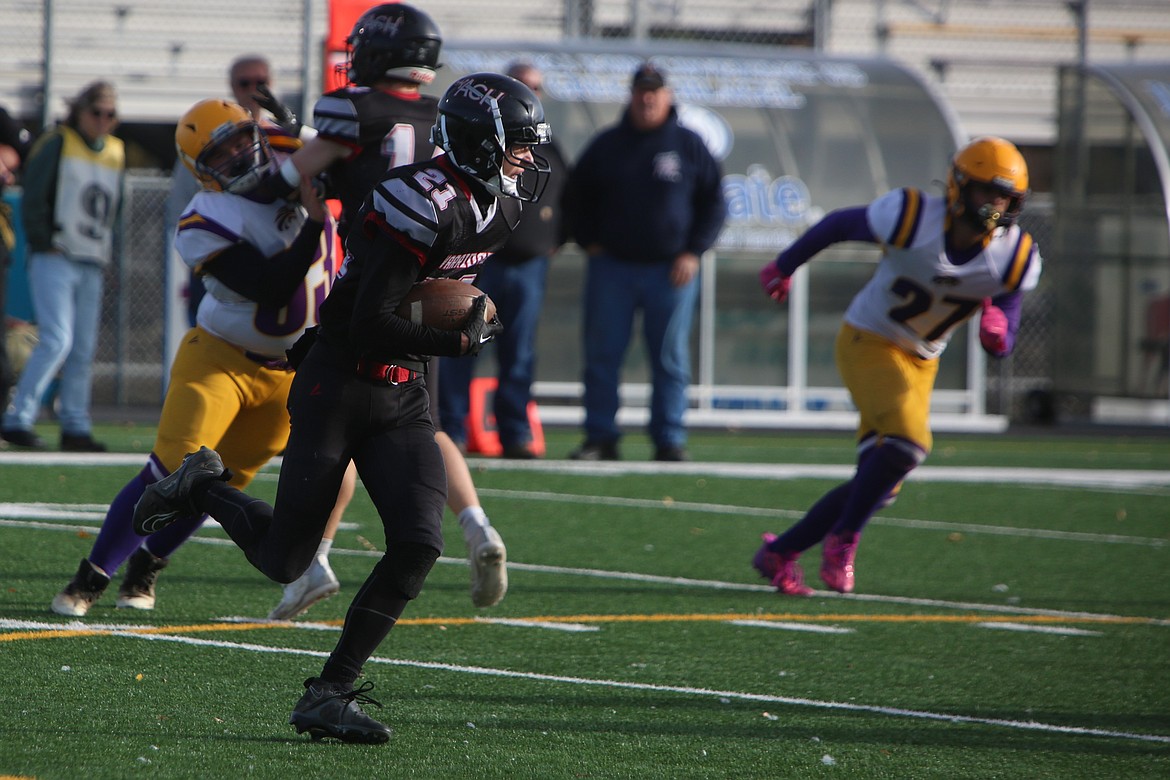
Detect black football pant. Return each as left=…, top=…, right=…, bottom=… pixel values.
left=197, top=340, right=446, bottom=683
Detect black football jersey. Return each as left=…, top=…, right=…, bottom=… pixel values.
left=319, top=155, right=521, bottom=364
left=311, top=86, right=439, bottom=238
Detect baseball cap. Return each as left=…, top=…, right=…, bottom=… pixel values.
left=631, top=63, right=666, bottom=90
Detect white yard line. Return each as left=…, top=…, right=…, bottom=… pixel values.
left=3, top=450, right=1169, bottom=489
left=6, top=514, right=1167, bottom=626
left=2, top=618, right=1165, bottom=745
left=4, top=483, right=1166, bottom=547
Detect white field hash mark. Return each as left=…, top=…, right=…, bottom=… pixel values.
left=977, top=622, right=1103, bottom=636
left=2, top=618, right=1166, bottom=745
left=729, top=619, right=855, bottom=634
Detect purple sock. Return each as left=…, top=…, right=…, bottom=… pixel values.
left=831, top=438, right=924, bottom=536
left=774, top=482, right=851, bottom=554
left=87, top=463, right=208, bottom=575
left=87, top=466, right=155, bottom=575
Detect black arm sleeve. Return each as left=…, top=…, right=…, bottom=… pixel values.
left=348, top=229, right=463, bottom=357
left=201, top=219, right=324, bottom=308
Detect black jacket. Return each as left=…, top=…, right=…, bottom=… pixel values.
left=567, top=106, right=725, bottom=264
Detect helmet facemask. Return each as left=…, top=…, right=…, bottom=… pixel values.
left=946, top=137, right=1029, bottom=232
left=196, top=123, right=273, bottom=194
left=431, top=78, right=552, bottom=202
left=951, top=172, right=1027, bottom=232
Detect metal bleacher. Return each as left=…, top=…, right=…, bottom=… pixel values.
left=4, top=0, right=1169, bottom=144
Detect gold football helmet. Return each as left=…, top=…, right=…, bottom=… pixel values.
left=946, top=136, right=1029, bottom=231
left=175, top=99, right=273, bottom=193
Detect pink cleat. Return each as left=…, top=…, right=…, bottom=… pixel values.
left=752, top=533, right=814, bottom=596
left=820, top=531, right=860, bottom=593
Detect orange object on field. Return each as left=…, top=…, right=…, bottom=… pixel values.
left=465, top=377, right=545, bottom=457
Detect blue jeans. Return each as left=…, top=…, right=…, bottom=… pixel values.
left=581, top=251, right=698, bottom=449
left=439, top=255, right=550, bottom=448
left=3, top=252, right=104, bottom=434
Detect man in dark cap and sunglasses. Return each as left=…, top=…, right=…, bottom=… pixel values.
left=565, top=61, right=726, bottom=463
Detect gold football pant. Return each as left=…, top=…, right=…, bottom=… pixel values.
left=153, top=327, right=294, bottom=487
left=835, top=323, right=938, bottom=455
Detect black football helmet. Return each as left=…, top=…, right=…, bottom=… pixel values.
left=345, top=3, right=442, bottom=87
left=430, top=72, right=552, bottom=202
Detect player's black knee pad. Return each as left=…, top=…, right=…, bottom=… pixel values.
left=379, top=541, right=441, bottom=600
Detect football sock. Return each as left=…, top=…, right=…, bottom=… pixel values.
left=774, top=482, right=851, bottom=554
left=88, top=466, right=158, bottom=575
left=320, top=544, right=438, bottom=684
left=197, top=480, right=275, bottom=569
left=458, top=506, right=489, bottom=537
left=831, top=437, right=924, bottom=536
left=145, top=511, right=208, bottom=559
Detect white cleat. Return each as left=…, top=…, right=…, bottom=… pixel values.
left=50, top=559, right=110, bottom=617
left=467, top=525, right=508, bottom=608
left=268, top=555, right=340, bottom=621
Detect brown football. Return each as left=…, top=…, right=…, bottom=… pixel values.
left=393, top=278, right=497, bottom=331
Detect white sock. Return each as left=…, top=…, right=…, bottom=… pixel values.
left=458, top=506, right=490, bottom=537
left=316, top=537, right=333, bottom=558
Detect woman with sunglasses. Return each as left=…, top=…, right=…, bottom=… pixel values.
left=2, top=80, right=124, bottom=453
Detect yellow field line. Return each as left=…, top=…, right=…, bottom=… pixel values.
left=1, top=611, right=1160, bottom=643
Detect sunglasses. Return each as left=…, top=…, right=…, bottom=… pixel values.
left=89, top=108, right=117, bottom=120
left=234, top=78, right=269, bottom=89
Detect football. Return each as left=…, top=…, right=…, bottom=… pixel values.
left=393, top=278, right=496, bottom=331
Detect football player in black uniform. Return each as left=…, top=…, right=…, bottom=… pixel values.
left=132, top=72, right=552, bottom=744
left=262, top=2, right=512, bottom=608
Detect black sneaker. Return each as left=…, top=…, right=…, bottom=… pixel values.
left=289, top=678, right=392, bottom=743
left=653, top=445, right=690, bottom=462
left=2, top=427, right=47, bottom=450
left=116, top=547, right=169, bottom=610
left=50, top=558, right=111, bottom=616
left=501, top=443, right=538, bottom=460
left=61, top=433, right=108, bottom=452
left=132, top=446, right=231, bottom=535
left=568, top=439, right=620, bottom=461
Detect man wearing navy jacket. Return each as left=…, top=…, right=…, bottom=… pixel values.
left=566, top=62, right=726, bottom=462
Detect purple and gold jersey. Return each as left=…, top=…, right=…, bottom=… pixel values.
left=311, top=85, right=439, bottom=237
left=845, top=188, right=1042, bottom=360
left=175, top=192, right=337, bottom=359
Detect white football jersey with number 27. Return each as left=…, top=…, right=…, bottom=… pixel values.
left=845, top=187, right=1042, bottom=360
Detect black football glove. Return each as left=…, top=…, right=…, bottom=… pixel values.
left=253, top=84, right=298, bottom=132
left=461, top=295, right=503, bottom=356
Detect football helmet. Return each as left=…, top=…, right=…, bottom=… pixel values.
left=430, top=72, right=552, bottom=202
left=345, top=3, right=442, bottom=87
left=946, top=136, right=1029, bottom=231
left=175, top=99, right=273, bottom=194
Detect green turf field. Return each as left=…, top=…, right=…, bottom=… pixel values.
left=2, top=424, right=1168, bottom=779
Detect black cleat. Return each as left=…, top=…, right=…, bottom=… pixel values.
left=116, top=547, right=169, bottom=609
left=132, top=446, right=230, bottom=535
left=289, top=678, right=392, bottom=744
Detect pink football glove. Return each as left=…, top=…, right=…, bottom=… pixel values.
left=759, top=262, right=792, bottom=304
left=979, top=298, right=1009, bottom=355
